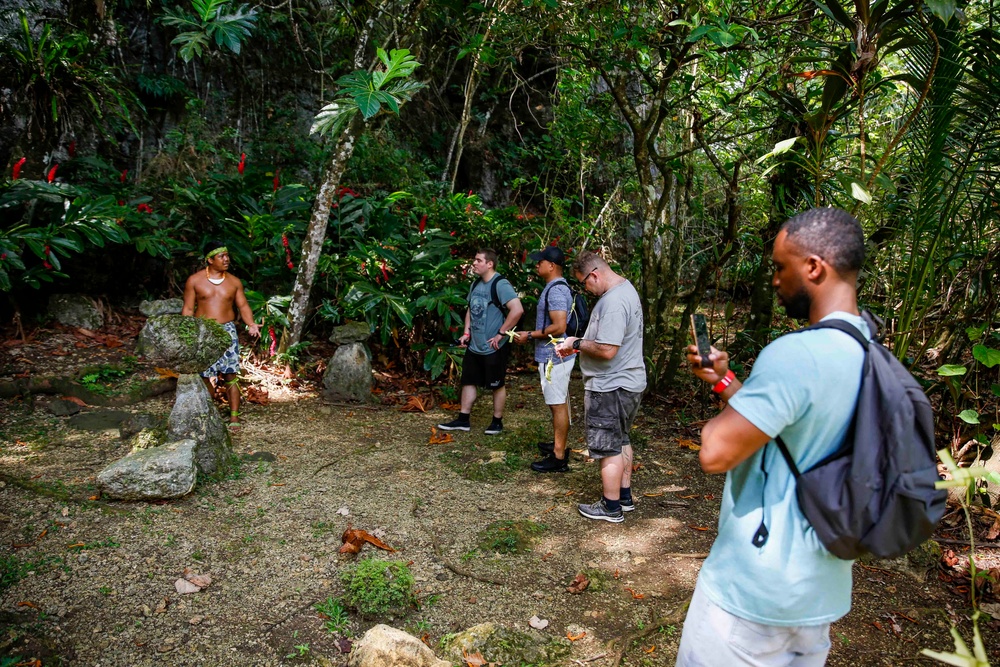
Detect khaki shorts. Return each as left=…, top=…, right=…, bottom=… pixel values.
left=539, top=357, right=574, bottom=404
left=584, top=388, right=642, bottom=459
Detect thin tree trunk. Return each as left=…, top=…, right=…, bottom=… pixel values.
left=286, top=116, right=364, bottom=348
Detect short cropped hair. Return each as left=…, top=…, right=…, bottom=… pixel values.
left=781, top=207, right=866, bottom=273
left=477, top=247, right=498, bottom=269
left=203, top=240, right=226, bottom=261
left=572, top=250, right=607, bottom=277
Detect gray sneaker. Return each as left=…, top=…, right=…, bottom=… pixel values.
left=620, top=497, right=635, bottom=512
left=578, top=499, right=624, bottom=523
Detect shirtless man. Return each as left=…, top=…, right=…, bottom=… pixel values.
left=181, top=241, right=261, bottom=427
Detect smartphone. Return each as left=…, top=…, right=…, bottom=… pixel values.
left=690, top=314, right=714, bottom=368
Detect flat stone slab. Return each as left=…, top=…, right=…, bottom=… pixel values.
left=68, top=410, right=132, bottom=431
left=97, top=439, right=197, bottom=500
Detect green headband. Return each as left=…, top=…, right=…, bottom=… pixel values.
left=206, top=246, right=228, bottom=260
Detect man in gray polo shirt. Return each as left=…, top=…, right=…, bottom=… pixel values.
left=555, top=250, right=646, bottom=522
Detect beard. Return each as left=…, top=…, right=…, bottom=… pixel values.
left=777, top=285, right=811, bottom=320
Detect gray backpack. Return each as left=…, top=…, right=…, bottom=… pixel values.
left=754, top=312, right=946, bottom=560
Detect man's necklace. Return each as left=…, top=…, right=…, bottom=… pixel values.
left=206, top=267, right=226, bottom=285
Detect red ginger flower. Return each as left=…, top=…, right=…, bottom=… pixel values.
left=273, top=169, right=280, bottom=192
left=68, top=141, right=76, bottom=158
left=12, top=157, right=26, bottom=180
left=419, top=214, right=427, bottom=234
left=269, top=327, right=277, bottom=356
left=137, top=203, right=153, bottom=214
left=238, top=153, right=246, bottom=175
left=47, top=164, right=58, bottom=183
left=43, top=245, right=52, bottom=270
left=120, top=169, right=128, bottom=183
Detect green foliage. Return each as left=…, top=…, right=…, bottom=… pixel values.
left=476, top=520, right=547, bottom=554
left=160, top=0, right=259, bottom=62
left=2, top=11, right=139, bottom=140
left=311, top=48, right=426, bottom=137
left=0, top=553, right=55, bottom=595
left=78, top=361, right=136, bottom=394
left=314, top=596, right=349, bottom=634
left=339, top=558, right=415, bottom=617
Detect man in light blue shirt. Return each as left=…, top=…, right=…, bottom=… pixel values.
left=678, top=208, right=869, bottom=666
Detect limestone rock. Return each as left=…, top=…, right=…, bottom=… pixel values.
left=128, top=427, right=167, bottom=454
left=97, top=439, right=197, bottom=500
left=139, top=298, right=184, bottom=317
left=136, top=315, right=231, bottom=374
left=49, top=399, right=82, bottom=416
left=167, top=374, right=231, bottom=474
left=348, top=625, right=449, bottom=667
left=120, top=413, right=165, bottom=440
left=329, top=321, right=372, bottom=345
left=442, top=623, right=568, bottom=666
left=48, top=294, right=103, bottom=330
left=322, top=342, right=373, bottom=402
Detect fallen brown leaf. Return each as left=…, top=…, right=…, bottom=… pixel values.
left=567, top=631, right=586, bottom=641
left=245, top=385, right=269, bottom=405
left=428, top=427, right=454, bottom=444
left=60, top=395, right=87, bottom=406
left=340, top=526, right=396, bottom=554
left=642, top=492, right=663, bottom=497
left=399, top=394, right=432, bottom=413
left=645, top=645, right=656, bottom=653
left=566, top=572, right=590, bottom=594
left=688, top=525, right=710, bottom=532
left=17, top=601, right=39, bottom=609
left=463, top=650, right=487, bottom=666
left=625, top=586, right=645, bottom=599
left=440, top=401, right=461, bottom=411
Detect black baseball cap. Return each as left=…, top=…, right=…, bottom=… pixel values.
left=528, top=246, right=565, bottom=266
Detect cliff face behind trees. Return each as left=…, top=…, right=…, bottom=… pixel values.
left=1, top=0, right=999, bottom=400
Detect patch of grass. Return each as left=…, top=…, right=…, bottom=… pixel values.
left=311, top=521, right=338, bottom=539
left=77, top=360, right=138, bottom=395
left=68, top=538, right=120, bottom=551
left=1, top=553, right=58, bottom=595
left=438, top=449, right=527, bottom=482
left=315, top=596, right=349, bottom=634
left=340, top=558, right=415, bottom=618
left=580, top=567, right=610, bottom=593
left=477, top=520, right=547, bottom=555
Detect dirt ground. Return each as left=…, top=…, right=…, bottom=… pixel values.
left=1, top=323, right=998, bottom=666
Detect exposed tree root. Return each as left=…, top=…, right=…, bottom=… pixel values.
left=608, top=597, right=691, bottom=667
left=411, top=496, right=507, bottom=586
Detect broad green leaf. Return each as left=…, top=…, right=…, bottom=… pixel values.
left=353, top=91, right=381, bottom=119
left=992, top=384, right=1000, bottom=397
left=966, top=324, right=987, bottom=341
left=850, top=181, right=872, bottom=204
left=958, top=410, right=980, bottom=424
left=937, top=364, right=967, bottom=376
left=812, top=0, right=854, bottom=30
left=924, top=0, right=957, bottom=23
left=972, top=344, right=1000, bottom=368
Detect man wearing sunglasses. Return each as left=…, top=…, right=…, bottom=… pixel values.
left=555, top=250, right=645, bottom=522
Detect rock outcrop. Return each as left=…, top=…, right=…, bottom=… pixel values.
left=97, top=439, right=197, bottom=500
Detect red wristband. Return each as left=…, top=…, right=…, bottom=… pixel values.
left=712, top=370, right=736, bottom=394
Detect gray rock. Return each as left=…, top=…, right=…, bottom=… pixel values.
left=67, top=410, right=131, bottom=431
left=329, top=321, right=372, bottom=345
left=139, top=298, right=184, bottom=317
left=322, top=342, right=372, bottom=402
left=348, top=625, right=450, bottom=667
left=442, top=623, right=568, bottom=666
left=49, top=399, right=82, bottom=416
left=97, top=439, right=197, bottom=500
left=49, top=294, right=103, bottom=330
left=166, top=374, right=231, bottom=474
left=120, top=413, right=165, bottom=440
left=128, top=427, right=167, bottom=454
left=136, top=315, right=231, bottom=374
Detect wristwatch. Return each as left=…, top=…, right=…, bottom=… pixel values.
left=572, top=338, right=582, bottom=350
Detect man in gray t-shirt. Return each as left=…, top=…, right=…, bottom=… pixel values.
left=438, top=248, right=523, bottom=436
left=555, top=251, right=645, bottom=523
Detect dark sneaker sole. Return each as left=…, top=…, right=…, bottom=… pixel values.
left=438, top=424, right=470, bottom=431
left=531, top=464, right=569, bottom=473
left=578, top=507, right=625, bottom=523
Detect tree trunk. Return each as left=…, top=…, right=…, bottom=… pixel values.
left=286, top=115, right=365, bottom=348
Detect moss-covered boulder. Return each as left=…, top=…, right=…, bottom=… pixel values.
left=443, top=623, right=570, bottom=666
left=137, top=315, right=231, bottom=374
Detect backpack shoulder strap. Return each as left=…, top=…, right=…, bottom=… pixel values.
left=542, top=278, right=571, bottom=314
left=790, top=316, right=872, bottom=350
left=490, top=275, right=505, bottom=310
left=468, top=278, right=482, bottom=304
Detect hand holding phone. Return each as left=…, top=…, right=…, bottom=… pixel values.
left=690, top=314, right=714, bottom=369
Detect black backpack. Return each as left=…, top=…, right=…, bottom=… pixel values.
left=755, top=311, right=946, bottom=560
left=470, top=274, right=524, bottom=330
left=541, top=278, right=590, bottom=338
